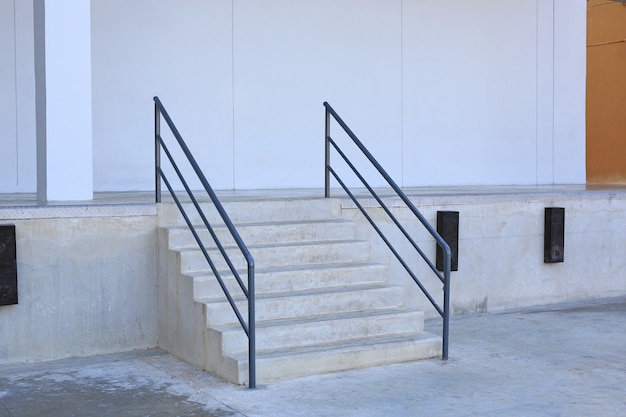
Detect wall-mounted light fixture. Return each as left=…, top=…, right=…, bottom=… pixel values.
left=544, top=208, right=565, bottom=263
left=436, top=211, right=459, bottom=271
left=0, top=225, right=18, bottom=306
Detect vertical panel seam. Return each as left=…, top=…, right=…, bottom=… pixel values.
left=400, top=0, right=404, bottom=187
left=231, top=0, right=236, bottom=190
left=552, top=0, right=556, bottom=184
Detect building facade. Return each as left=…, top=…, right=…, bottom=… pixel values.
left=1, top=0, right=586, bottom=199
left=7, top=1, right=620, bottom=373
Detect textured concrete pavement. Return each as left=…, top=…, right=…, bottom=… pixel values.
left=1, top=296, right=625, bottom=416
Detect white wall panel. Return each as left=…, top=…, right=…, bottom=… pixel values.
left=91, top=0, right=234, bottom=191
left=553, top=0, right=586, bottom=184
left=0, top=0, right=18, bottom=191
left=86, top=0, right=586, bottom=192
left=232, top=0, right=402, bottom=189
left=536, top=0, right=555, bottom=184
left=402, top=0, right=538, bottom=186
left=14, top=0, right=37, bottom=193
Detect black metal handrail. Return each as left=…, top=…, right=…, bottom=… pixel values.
left=324, top=102, right=451, bottom=359
left=154, top=97, right=256, bottom=388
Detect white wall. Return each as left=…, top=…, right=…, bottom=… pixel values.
left=402, top=0, right=539, bottom=186
left=0, top=0, right=17, bottom=191
left=92, top=1, right=587, bottom=191
left=232, top=0, right=402, bottom=189
left=0, top=0, right=36, bottom=193
left=553, top=0, right=587, bottom=184
left=91, top=0, right=234, bottom=191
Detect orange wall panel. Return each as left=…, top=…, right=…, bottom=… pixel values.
left=587, top=1, right=626, bottom=184
left=588, top=1, right=626, bottom=44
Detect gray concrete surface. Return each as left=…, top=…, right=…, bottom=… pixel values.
left=1, top=296, right=625, bottom=417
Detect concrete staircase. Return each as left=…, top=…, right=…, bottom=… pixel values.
left=157, top=197, right=441, bottom=385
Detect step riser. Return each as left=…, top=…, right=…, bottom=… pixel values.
left=193, top=264, right=387, bottom=300
left=215, top=311, right=425, bottom=354
left=204, top=286, right=405, bottom=326
left=166, top=221, right=357, bottom=249
left=179, top=241, right=371, bottom=273
left=159, top=199, right=340, bottom=226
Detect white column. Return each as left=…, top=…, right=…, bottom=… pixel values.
left=34, top=0, right=93, bottom=201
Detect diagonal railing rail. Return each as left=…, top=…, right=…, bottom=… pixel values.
left=324, top=101, right=451, bottom=359
left=154, top=96, right=256, bottom=388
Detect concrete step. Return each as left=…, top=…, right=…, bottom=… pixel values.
left=190, top=262, right=387, bottom=300
left=159, top=196, right=439, bottom=386
left=164, top=219, right=357, bottom=249
left=178, top=239, right=372, bottom=273
left=224, top=332, right=443, bottom=385
left=158, top=198, right=340, bottom=226
left=201, top=284, right=405, bottom=326
left=212, top=308, right=425, bottom=354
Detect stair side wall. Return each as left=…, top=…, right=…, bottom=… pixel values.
left=157, top=228, right=216, bottom=374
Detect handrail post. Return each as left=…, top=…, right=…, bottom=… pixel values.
left=248, top=263, right=256, bottom=388
left=442, top=252, right=451, bottom=360
left=155, top=101, right=162, bottom=203
left=325, top=104, right=331, bottom=198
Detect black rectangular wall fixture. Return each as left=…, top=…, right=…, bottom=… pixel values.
left=0, top=225, right=18, bottom=306
left=544, top=207, right=565, bottom=263
left=436, top=211, right=459, bottom=272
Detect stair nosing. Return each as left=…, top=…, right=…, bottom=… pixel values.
left=176, top=238, right=367, bottom=252
left=164, top=218, right=354, bottom=231
left=187, top=261, right=387, bottom=279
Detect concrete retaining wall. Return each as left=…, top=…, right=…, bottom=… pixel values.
left=0, top=207, right=158, bottom=364
left=342, top=191, right=626, bottom=318
left=1, top=189, right=625, bottom=364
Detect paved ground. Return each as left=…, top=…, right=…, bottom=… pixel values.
left=1, top=297, right=625, bottom=417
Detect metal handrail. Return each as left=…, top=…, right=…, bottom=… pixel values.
left=154, top=97, right=256, bottom=388
left=324, top=102, right=451, bottom=359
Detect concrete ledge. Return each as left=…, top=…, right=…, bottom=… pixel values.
left=340, top=188, right=626, bottom=209
left=0, top=204, right=156, bottom=220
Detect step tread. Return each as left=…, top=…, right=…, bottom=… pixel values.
left=212, top=308, right=422, bottom=333
left=163, top=218, right=354, bottom=231
left=197, top=282, right=400, bottom=304
left=177, top=238, right=366, bottom=252
left=188, top=261, right=386, bottom=279
left=228, top=332, right=441, bottom=361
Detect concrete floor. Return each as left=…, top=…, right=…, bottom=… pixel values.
left=1, top=297, right=625, bottom=417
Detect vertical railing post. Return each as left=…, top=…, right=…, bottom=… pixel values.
left=155, top=100, right=162, bottom=203
left=325, top=104, right=331, bottom=198
left=248, top=263, right=256, bottom=388
left=442, top=251, right=451, bottom=360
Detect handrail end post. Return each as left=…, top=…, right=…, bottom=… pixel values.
left=248, top=263, right=256, bottom=389
left=324, top=104, right=331, bottom=198
left=442, top=253, right=452, bottom=360
left=154, top=101, right=161, bottom=204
